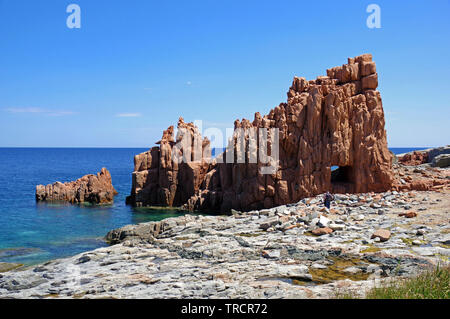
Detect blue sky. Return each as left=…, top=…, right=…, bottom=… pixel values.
left=0, top=0, right=449, bottom=147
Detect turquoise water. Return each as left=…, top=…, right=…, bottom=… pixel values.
left=0, top=147, right=428, bottom=266
left=0, top=148, right=208, bottom=266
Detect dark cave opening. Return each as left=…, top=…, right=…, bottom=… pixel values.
left=331, top=166, right=353, bottom=184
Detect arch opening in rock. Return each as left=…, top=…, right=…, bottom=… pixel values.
left=331, top=166, right=355, bottom=193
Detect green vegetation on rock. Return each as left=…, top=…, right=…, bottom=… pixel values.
left=309, top=256, right=371, bottom=284
left=0, top=262, right=23, bottom=273
left=339, top=264, right=449, bottom=299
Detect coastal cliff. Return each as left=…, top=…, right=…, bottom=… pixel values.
left=127, top=54, right=394, bottom=212
left=36, top=167, right=118, bottom=204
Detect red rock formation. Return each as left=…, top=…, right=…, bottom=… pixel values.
left=36, top=168, right=118, bottom=204
left=398, top=151, right=429, bottom=166
left=126, top=118, right=212, bottom=207
left=128, top=54, right=394, bottom=212
left=392, top=164, right=450, bottom=192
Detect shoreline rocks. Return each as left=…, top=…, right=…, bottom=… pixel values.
left=36, top=168, right=118, bottom=204
left=398, top=146, right=450, bottom=168
left=1, top=186, right=449, bottom=299
left=432, top=154, right=450, bottom=168
left=1, top=187, right=448, bottom=299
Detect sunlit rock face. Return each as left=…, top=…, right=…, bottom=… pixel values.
left=127, top=54, right=394, bottom=212
left=36, top=168, right=118, bottom=204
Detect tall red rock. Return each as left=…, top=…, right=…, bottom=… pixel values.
left=126, top=118, right=212, bottom=207
left=127, top=54, right=394, bottom=212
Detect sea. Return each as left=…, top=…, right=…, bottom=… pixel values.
left=0, top=147, right=428, bottom=266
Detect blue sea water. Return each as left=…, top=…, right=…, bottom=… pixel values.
left=0, top=147, right=429, bottom=266
left=0, top=148, right=209, bottom=266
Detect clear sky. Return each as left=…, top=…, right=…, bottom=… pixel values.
left=0, top=0, right=449, bottom=148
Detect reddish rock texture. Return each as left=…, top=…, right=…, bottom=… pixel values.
left=398, top=151, right=429, bottom=166
left=126, top=118, right=212, bottom=207
left=128, top=54, right=394, bottom=212
left=371, top=229, right=391, bottom=242
left=36, top=168, right=118, bottom=204
left=312, top=227, right=334, bottom=236
left=392, top=164, right=450, bottom=192
left=399, top=212, right=417, bottom=218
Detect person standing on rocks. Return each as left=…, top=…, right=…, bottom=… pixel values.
left=324, top=192, right=334, bottom=209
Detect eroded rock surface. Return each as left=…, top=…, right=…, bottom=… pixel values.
left=392, top=159, right=450, bottom=192
left=398, top=151, right=429, bottom=166
left=398, top=146, right=450, bottom=168
left=128, top=54, right=394, bottom=212
left=126, top=119, right=212, bottom=208
left=36, top=168, right=118, bottom=204
left=1, top=188, right=449, bottom=299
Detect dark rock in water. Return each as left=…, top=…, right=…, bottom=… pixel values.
left=36, top=167, right=118, bottom=204
left=127, top=54, right=394, bottom=213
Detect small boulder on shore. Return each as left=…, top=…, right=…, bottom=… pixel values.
left=312, top=227, right=333, bottom=236
left=432, top=154, right=450, bottom=168
left=371, top=229, right=391, bottom=242
left=399, top=211, right=418, bottom=218
left=36, top=168, right=118, bottom=204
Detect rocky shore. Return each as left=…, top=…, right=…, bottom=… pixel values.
left=1, top=167, right=448, bottom=298
left=398, top=146, right=450, bottom=168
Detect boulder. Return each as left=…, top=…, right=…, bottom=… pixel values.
left=317, top=215, right=331, bottom=228
left=259, top=217, right=280, bottom=230
left=398, top=151, right=429, bottom=166
left=312, top=227, right=333, bottom=236
left=399, top=212, right=417, bottom=218
left=36, top=168, right=117, bottom=204
left=371, top=229, right=391, bottom=242
left=105, top=215, right=198, bottom=244
left=431, top=154, right=450, bottom=168
left=428, top=146, right=450, bottom=163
